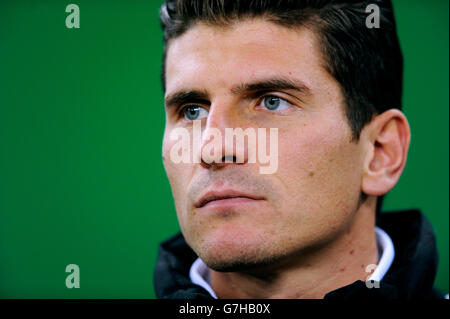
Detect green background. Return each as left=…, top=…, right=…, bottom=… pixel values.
left=0, top=0, right=448, bottom=298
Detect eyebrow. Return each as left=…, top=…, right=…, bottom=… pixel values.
left=164, top=77, right=312, bottom=108
left=230, top=77, right=312, bottom=97
left=164, top=90, right=210, bottom=109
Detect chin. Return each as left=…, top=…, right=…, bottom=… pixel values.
left=194, top=235, right=281, bottom=272
left=205, top=256, right=280, bottom=273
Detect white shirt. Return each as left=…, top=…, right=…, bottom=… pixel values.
left=189, top=226, right=395, bottom=299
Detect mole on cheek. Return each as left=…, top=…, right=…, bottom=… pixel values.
left=308, top=171, right=315, bottom=177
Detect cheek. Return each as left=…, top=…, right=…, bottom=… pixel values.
left=276, top=121, right=362, bottom=219
left=162, top=132, right=176, bottom=182
left=162, top=132, right=192, bottom=211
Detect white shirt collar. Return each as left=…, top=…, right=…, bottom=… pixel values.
left=189, top=257, right=219, bottom=299
left=189, top=226, right=395, bottom=299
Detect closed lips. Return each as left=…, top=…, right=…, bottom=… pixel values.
left=195, top=191, right=264, bottom=208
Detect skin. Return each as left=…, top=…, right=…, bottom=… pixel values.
left=162, top=19, right=410, bottom=298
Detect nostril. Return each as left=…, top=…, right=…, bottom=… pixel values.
left=221, top=155, right=237, bottom=163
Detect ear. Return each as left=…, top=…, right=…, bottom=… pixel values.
left=361, top=109, right=411, bottom=196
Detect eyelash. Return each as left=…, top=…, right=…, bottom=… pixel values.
left=176, top=93, right=297, bottom=119
left=178, top=103, right=207, bottom=118
left=257, top=93, right=293, bottom=107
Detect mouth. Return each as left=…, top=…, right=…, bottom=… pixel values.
left=195, top=190, right=265, bottom=209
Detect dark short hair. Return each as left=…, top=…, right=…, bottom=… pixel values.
left=159, top=0, right=403, bottom=140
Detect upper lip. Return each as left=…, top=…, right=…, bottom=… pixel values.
left=195, top=189, right=264, bottom=208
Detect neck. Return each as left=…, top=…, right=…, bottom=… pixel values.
left=210, top=197, right=379, bottom=299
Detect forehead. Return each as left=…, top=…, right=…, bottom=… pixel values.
left=165, top=19, right=332, bottom=95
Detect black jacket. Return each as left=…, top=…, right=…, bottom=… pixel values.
left=154, top=210, right=444, bottom=299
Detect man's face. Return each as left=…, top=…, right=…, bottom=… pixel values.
left=162, top=19, right=365, bottom=271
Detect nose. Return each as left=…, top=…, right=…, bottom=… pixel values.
left=198, top=102, right=250, bottom=169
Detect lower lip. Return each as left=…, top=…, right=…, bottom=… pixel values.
left=200, top=197, right=264, bottom=209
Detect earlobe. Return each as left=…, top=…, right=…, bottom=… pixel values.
left=361, top=109, right=411, bottom=196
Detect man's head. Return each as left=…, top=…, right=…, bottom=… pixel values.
left=160, top=0, right=410, bottom=272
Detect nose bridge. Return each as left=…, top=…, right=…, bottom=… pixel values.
left=204, top=99, right=231, bottom=133
left=200, top=97, right=249, bottom=167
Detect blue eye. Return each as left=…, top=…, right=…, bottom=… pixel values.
left=184, top=106, right=208, bottom=121
left=262, top=96, right=291, bottom=111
